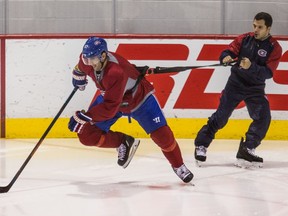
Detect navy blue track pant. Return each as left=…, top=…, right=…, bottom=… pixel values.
left=194, top=83, right=271, bottom=149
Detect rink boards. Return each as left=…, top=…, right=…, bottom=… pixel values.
left=1, top=35, right=288, bottom=139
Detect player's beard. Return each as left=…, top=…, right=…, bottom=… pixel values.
left=254, top=32, right=269, bottom=41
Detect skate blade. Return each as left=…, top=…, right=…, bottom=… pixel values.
left=122, top=139, right=140, bottom=169
left=252, top=161, right=263, bottom=168
left=195, top=160, right=204, bottom=167
left=234, top=159, right=252, bottom=169
left=234, top=159, right=263, bottom=169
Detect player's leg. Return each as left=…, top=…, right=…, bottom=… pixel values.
left=131, top=94, right=193, bottom=183
left=151, top=125, right=194, bottom=183
left=194, top=87, right=242, bottom=165
left=78, top=123, right=140, bottom=168
left=77, top=95, right=140, bottom=168
left=235, top=95, right=270, bottom=168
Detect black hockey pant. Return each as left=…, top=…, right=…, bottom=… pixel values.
left=194, top=86, right=271, bottom=149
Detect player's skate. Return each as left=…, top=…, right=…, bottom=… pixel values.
left=194, top=146, right=207, bottom=167
left=117, top=135, right=140, bottom=168
left=235, top=137, right=263, bottom=168
left=172, top=164, right=194, bottom=183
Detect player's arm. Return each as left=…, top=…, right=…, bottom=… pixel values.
left=68, top=110, right=92, bottom=133
left=72, top=65, right=88, bottom=91
left=265, top=41, right=282, bottom=76
left=71, top=54, right=92, bottom=91
left=219, top=33, right=247, bottom=65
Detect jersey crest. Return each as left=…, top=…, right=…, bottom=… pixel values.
left=258, top=49, right=267, bottom=57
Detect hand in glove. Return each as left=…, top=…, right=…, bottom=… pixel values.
left=72, top=66, right=88, bottom=91
left=68, top=110, right=92, bottom=133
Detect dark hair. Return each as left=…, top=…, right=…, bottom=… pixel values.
left=254, top=12, right=273, bottom=27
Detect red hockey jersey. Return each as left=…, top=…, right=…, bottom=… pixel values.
left=76, top=52, right=154, bottom=123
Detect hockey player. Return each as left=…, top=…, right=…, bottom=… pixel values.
left=194, top=12, right=282, bottom=168
left=68, top=36, right=193, bottom=183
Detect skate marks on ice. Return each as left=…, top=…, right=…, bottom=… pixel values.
left=0, top=138, right=288, bottom=216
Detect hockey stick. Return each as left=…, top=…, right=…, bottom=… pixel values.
left=152, top=60, right=237, bottom=74
left=0, top=86, right=78, bottom=193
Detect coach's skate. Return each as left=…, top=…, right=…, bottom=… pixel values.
left=235, top=138, right=263, bottom=168
left=117, top=135, right=140, bottom=168
left=194, top=146, right=207, bottom=167
left=172, top=164, right=194, bottom=183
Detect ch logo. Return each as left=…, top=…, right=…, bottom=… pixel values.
left=153, top=117, right=161, bottom=123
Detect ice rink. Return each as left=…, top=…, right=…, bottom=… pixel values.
left=1, top=138, right=288, bottom=216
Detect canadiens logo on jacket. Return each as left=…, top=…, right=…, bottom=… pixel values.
left=223, top=32, right=282, bottom=88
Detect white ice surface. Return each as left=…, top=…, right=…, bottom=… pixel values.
left=1, top=138, right=288, bottom=216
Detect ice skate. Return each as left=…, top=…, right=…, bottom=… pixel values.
left=172, top=164, right=194, bottom=183
left=235, top=137, right=263, bottom=168
left=194, top=146, right=207, bottom=167
left=117, top=135, right=140, bottom=168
